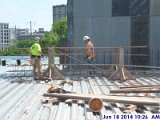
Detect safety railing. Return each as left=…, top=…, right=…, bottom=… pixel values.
left=3, top=46, right=160, bottom=79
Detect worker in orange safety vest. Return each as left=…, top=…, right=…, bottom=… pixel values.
left=83, top=35, right=95, bottom=64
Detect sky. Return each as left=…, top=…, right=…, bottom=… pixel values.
left=0, top=0, right=67, bottom=31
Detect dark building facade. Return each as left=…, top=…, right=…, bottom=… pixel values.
left=53, top=5, right=67, bottom=25
left=67, top=0, right=160, bottom=66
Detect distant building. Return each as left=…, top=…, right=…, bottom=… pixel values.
left=38, top=28, right=44, bottom=33
left=0, top=24, right=48, bottom=49
left=9, top=28, right=29, bottom=41
left=17, top=34, right=42, bottom=40
left=53, top=4, right=67, bottom=24
left=0, top=23, right=10, bottom=50
left=16, top=28, right=29, bottom=36
left=17, top=28, right=48, bottom=40
left=68, top=0, right=160, bottom=66
left=9, top=28, right=16, bottom=43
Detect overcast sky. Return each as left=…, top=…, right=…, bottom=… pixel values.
left=0, top=0, right=67, bottom=31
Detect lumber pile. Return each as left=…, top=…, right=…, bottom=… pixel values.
left=47, top=84, right=73, bottom=93
left=42, top=82, right=160, bottom=112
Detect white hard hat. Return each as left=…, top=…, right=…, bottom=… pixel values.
left=35, top=37, right=40, bottom=40
left=83, top=36, right=90, bottom=41
left=35, top=37, right=40, bottom=42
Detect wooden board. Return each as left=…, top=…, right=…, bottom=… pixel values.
left=43, top=93, right=160, bottom=106
left=120, top=85, right=160, bottom=89
left=110, top=88, right=160, bottom=93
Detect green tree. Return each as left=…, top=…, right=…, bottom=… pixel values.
left=51, top=17, right=67, bottom=41
left=0, top=17, right=67, bottom=56
left=15, top=40, right=34, bottom=48
left=41, top=32, right=59, bottom=47
left=0, top=45, right=19, bottom=56
left=40, top=17, right=67, bottom=47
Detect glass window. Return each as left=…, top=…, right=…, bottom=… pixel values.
left=112, top=0, right=130, bottom=16
left=4, top=25, right=8, bottom=29
left=131, top=16, right=149, bottom=65
left=131, top=0, right=149, bottom=16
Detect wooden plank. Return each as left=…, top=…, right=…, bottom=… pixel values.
left=7, top=64, right=48, bottom=67
left=120, top=85, right=160, bottom=89
left=7, top=70, right=33, bottom=72
left=10, top=76, right=33, bottom=77
left=43, top=93, right=160, bottom=106
left=119, top=47, right=124, bottom=66
left=110, top=88, right=160, bottom=93
left=114, top=48, right=118, bottom=64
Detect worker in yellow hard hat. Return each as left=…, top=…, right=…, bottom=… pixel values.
left=30, top=37, right=42, bottom=80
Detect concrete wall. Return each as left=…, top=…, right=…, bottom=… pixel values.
left=150, top=0, right=160, bottom=16
left=68, top=0, right=160, bottom=66
left=73, top=0, right=112, bottom=47
left=111, top=17, right=130, bottom=46
left=150, top=16, right=160, bottom=66
left=150, top=0, right=160, bottom=66
left=71, top=0, right=131, bottom=64
left=92, top=0, right=112, bottom=17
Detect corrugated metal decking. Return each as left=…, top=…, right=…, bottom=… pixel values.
left=0, top=76, right=159, bottom=120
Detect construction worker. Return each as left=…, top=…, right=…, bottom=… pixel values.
left=83, top=36, right=95, bottom=75
left=30, top=37, right=42, bottom=79
left=83, top=35, right=95, bottom=64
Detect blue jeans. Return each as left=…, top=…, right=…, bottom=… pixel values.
left=87, top=57, right=93, bottom=64
left=87, top=57, right=93, bottom=75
